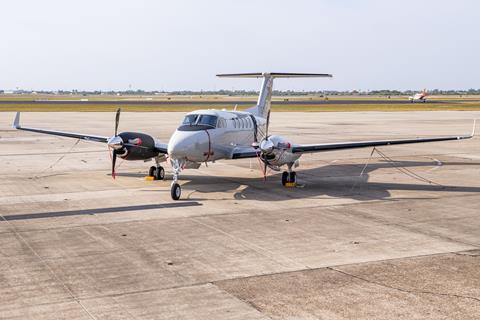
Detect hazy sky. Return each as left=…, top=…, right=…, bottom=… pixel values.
left=1, top=0, right=479, bottom=91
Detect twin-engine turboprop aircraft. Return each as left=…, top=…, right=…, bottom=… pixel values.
left=13, top=73, right=476, bottom=200
left=409, top=89, right=429, bottom=102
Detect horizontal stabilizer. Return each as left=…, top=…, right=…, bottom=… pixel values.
left=216, top=72, right=332, bottom=78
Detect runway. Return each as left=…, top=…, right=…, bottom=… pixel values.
left=0, top=99, right=454, bottom=105
left=1, top=111, right=480, bottom=319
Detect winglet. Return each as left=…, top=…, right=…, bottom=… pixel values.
left=13, top=112, right=21, bottom=129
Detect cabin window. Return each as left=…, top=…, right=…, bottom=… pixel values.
left=219, top=118, right=227, bottom=128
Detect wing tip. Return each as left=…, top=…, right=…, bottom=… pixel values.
left=13, top=112, right=20, bottom=129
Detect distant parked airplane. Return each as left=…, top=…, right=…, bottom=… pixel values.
left=409, top=89, right=428, bottom=103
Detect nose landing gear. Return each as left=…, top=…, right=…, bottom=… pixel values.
left=170, top=158, right=183, bottom=200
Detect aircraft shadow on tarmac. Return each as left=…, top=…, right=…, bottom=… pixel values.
left=174, top=160, right=480, bottom=201
left=1, top=202, right=202, bottom=221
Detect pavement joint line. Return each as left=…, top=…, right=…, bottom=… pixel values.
left=0, top=213, right=98, bottom=320
left=212, top=285, right=275, bottom=320
left=0, top=297, right=92, bottom=314
left=210, top=249, right=480, bottom=287
left=348, top=206, right=480, bottom=249
left=327, top=266, right=480, bottom=304
left=2, top=192, right=480, bottom=235
left=23, top=249, right=478, bottom=305
left=191, top=217, right=307, bottom=270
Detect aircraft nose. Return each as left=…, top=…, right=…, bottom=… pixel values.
left=168, top=130, right=209, bottom=160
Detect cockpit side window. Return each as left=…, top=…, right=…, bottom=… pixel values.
left=197, top=115, right=218, bottom=128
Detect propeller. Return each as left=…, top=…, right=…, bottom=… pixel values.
left=107, top=108, right=152, bottom=179
left=108, top=108, right=122, bottom=179
left=252, top=111, right=273, bottom=181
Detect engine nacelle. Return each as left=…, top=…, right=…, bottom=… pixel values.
left=117, top=132, right=159, bottom=160
left=261, top=135, right=300, bottom=167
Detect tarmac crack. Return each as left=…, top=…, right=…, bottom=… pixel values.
left=327, top=266, right=480, bottom=304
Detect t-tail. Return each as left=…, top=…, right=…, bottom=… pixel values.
left=216, top=72, right=332, bottom=119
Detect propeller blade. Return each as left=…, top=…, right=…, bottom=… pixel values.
left=265, top=110, right=270, bottom=138
left=111, top=150, right=117, bottom=179
left=114, top=108, right=121, bottom=136
left=263, top=160, right=267, bottom=182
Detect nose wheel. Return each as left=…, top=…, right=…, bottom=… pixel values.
left=171, top=182, right=181, bottom=200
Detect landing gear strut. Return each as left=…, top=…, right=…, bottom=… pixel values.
left=170, top=158, right=182, bottom=200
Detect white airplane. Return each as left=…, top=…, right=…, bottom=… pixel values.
left=13, top=72, right=476, bottom=200
left=409, top=89, right=428, bottom=102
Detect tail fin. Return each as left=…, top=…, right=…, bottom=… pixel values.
left=216, top=72, right=332, bottom=119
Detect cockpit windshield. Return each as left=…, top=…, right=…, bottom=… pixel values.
left=178, top=114, right=218, bottom=131
left=182, top=114, right=199, bottom=125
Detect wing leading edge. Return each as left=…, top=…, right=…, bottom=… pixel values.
left=13, top=112, right=109, bottom=143
left=12, top=112, right=168, bottom=153
left=292, top=120, right=476, bottom=154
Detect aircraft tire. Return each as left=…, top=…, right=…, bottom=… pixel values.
left=155, top=166, right=165, bottom=180
left=289, top=171, right=297, bottom=183
left=282, top=171, right=288, bottom=186
left=171, top=182, right=181, bottom=200
left=149, top=166, right=156, bottom=177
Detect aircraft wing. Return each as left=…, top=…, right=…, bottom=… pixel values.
left=13, top=112, right=109, bottom=143
left=231, top=146, right=259, bottom=159
left=13, top=112, right=168, bottom=153
left=231, top=121, right=475, bottom=159
left=154, top=141, right=169, bottom=154
left=291, top=121, right=476, bottom=154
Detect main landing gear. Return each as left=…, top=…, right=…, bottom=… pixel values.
left=148, top=165, right=165, bottom=180
left=148, top=158, right=182, bottom=200
left=282, top=171, right=297, bottom=186
left=282, top=163, right=297, bottom=187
